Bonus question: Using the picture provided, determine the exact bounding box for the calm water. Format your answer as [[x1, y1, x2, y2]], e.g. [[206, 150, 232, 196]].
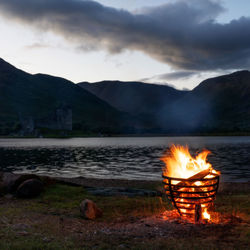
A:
[[0, 137, 249, 182]]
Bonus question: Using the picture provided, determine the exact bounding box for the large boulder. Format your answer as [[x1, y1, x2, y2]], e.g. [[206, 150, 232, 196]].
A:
[[16, 178, 44, 198], [1, 172, 20, 194], [2, 173, 41, 194], [80, 199, 103, 220]]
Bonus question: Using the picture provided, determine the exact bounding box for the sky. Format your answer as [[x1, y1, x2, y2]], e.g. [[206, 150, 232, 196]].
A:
[[0, 0, 249, 90]]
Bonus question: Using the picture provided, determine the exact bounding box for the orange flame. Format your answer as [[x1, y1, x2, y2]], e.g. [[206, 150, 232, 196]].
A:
[[161, 145, 212, 179]]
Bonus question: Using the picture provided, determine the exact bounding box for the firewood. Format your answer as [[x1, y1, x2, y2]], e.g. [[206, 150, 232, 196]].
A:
[[163, 169, 214, 199], [185, 168, 211, 181], [173, 168, 211, 188]]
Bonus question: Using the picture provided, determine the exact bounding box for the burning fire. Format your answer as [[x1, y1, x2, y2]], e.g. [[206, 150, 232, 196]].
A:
[[161, 145, 216, 179], [161, 145, 220, 223]]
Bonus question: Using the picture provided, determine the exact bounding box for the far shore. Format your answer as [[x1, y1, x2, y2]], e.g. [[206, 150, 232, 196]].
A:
[[1, 131, 250, 139]]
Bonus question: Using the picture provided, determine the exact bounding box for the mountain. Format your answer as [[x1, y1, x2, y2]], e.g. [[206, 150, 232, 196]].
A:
[[78, 81, 188, 130], [153, 70, 250, 132], [166, 70, 250, 132], [0, 57, 249, 135], [79, 72, 250, 133], [0, 58, 135, 135], [78, 81, 186, 116]]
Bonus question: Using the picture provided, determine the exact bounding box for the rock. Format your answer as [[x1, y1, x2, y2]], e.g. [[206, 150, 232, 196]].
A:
[[16, 178, 44, 198], [2, 173, 41, 194], [0, 182, 4, 196], [1, 172, 20, 194], [0, 171, 4, 180], [43, 237, 53, 243], [17, 231, 29, 236], [80, 199, 102, 220], [12, 223, 30, 231], [4, 194, 13, 199], [118, 244, 128, 249]]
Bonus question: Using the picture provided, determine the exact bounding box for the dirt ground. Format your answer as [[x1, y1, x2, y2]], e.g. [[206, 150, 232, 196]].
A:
[[0, 178, 249, 249]]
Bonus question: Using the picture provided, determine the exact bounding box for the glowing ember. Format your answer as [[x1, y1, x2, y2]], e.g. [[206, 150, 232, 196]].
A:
[[161, 145, 220, 223], [203, 208, 210, 220]]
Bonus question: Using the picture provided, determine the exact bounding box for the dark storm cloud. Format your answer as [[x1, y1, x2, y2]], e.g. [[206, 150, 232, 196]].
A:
[[0, 0, 250, 71]]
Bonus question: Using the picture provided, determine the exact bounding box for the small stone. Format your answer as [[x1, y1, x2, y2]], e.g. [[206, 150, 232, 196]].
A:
[[4, 194, 13, 199], [0, 183, 4, 196], [12, 223, 30, 231], [16, 178, 44, 198], [17, 231, 29, 236], [43, 237, 53, 243], [118, 244, 127, 249], [80, 199, 103, 220]]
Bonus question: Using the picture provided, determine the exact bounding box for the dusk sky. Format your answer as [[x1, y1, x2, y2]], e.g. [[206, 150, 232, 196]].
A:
[[0, 0, 249, 90]]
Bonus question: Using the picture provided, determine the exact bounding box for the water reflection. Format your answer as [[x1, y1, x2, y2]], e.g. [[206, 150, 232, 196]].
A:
[[0, 137, 249, 182]]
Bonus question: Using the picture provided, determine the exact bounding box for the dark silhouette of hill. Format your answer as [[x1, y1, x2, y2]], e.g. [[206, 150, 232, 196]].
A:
[[160, 70, 250, 132], [78, 81, 186, 116], [79, 72, 250, 133], [0, 58, 135, 134], [0, 57, 249, 135]]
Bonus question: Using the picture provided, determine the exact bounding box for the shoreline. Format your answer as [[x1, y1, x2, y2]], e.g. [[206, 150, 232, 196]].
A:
[[3, 172, 250, 191], [55, 176, 250, 192], [2, 172, 250, 192], [1, 133, 250, 139]]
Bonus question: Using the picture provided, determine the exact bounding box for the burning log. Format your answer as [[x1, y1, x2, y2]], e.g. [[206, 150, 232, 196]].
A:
[[163, 168, 211, 182], [181, 168, 211, 181], [172, 168, 211, 188], [163, 169, 213, 195]]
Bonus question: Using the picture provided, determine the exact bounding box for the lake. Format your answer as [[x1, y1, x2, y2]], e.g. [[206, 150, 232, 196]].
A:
[[0, 137, 249, 182]]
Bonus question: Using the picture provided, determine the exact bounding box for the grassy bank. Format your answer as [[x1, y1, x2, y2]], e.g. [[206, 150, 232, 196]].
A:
[[0, 181, 249, 249]]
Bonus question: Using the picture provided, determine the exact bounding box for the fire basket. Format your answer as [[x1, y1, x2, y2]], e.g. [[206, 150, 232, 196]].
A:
[[162, 169, 220, 223]]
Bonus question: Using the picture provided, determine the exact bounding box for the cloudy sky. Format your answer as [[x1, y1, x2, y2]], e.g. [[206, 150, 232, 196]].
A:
[[0, 0, 249, 89]]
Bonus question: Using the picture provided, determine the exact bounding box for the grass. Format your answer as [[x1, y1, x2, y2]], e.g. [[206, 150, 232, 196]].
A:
[[215, 192, 250, 222], [32, 184, 169, 220], [0, 227, 75, 250], [0, 183, 249, 249]]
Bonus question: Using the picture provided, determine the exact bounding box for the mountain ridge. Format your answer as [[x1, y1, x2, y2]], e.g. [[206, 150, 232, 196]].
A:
[[78, 80, 187, 116], [0, 57, 249, 135], [79, 71, 250, 133], [0, 58, 138, 135]]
